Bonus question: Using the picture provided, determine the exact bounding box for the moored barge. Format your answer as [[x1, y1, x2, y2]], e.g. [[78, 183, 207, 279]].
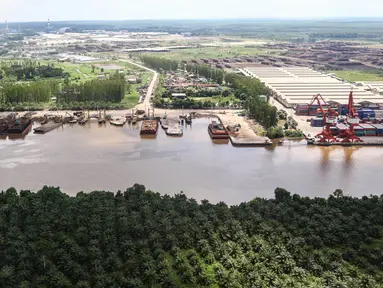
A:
[[140, 120, 158, 135], [8, 117, 32, 135], [208, 121, 229, 139], [34, 122, 63, 134]]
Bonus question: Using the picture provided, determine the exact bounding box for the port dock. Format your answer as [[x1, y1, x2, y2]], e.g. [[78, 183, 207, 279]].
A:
[[217, 113, 272, 147], [310, 136, 383, 146], [34, 122, 63, 134]]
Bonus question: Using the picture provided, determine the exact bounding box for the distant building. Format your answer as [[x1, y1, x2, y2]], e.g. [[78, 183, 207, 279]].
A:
[[125, 76, 139, 84], [57, 27, 72, 34]]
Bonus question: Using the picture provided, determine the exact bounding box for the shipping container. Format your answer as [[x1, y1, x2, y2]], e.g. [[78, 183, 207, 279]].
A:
[[371, 124, 383, 136], [359, 123, 376, 136], [358, 109, 375, 119], [353, 125, 364, 136], [374, 110, 383, 119], [311, 118, 324, 127], [336, 123, 348, 132]]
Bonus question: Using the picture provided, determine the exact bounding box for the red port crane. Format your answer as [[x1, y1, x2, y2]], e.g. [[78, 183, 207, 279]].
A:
[[339, 90, 363, 143], [310, 94, 338, 143]]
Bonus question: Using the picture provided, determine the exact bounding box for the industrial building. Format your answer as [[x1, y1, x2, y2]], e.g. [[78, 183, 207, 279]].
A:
[[243, 66, 383, 107], [359, 81, 383, 93]]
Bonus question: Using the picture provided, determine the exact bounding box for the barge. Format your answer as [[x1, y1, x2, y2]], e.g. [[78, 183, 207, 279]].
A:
[[0, 122, 7, 135], [8, 118, 32, 135], [34, 122, 63, 134], [140, 120, 158, 135], [208, 121, 229, 139]]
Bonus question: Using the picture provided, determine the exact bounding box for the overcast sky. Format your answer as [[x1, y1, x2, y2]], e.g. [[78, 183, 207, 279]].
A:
[[1, 0, 383, 22]]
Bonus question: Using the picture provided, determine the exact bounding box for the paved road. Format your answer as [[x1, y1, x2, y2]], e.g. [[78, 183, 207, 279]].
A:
[[76, 69, 89, 78], [119, 59, 158, 111]]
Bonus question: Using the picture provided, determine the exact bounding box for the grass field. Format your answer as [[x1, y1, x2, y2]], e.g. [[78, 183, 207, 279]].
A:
[[329, 70, 383, 82], [144, 46, 280, 61], [121, 72, 153, 108], [36, 60, 145, 82]]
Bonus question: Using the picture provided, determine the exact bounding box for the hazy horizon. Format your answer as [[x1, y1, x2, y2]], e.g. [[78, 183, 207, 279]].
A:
[[2, 0, 383, 22]]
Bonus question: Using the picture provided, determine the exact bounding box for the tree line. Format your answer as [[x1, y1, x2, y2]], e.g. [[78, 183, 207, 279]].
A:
[[0, 80, 60, 104], [140, 55, 179, 71], [0, 185, 382, 287], [224, 73, 278, 129], [185, 63, 224, 84], [0, 61, 69, 80], [58, 77, 126, 103]]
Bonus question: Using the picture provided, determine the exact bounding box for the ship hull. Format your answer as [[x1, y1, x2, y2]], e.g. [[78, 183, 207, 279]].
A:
[[208, 125, 229, 139]]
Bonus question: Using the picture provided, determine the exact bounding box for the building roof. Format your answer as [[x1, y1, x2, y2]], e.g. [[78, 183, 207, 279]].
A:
[[244, 66, 383, 105]]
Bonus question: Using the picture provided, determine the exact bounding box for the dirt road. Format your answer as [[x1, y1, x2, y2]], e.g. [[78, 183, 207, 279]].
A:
[[119, 59, 158, 110]]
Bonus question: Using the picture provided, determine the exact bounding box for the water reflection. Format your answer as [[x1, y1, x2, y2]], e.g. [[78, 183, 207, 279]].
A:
[[0, 118, 382, 203]]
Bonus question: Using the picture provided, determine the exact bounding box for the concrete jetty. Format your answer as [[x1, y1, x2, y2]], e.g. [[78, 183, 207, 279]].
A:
[[217, 113, 272, 147]]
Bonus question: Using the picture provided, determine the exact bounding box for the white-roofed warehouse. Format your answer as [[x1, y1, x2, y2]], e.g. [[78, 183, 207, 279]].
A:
[[242, 66, 383, 107]]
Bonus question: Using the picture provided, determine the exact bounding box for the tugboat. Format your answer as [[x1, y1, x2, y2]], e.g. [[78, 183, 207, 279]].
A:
[[208, 121, 229, 139]]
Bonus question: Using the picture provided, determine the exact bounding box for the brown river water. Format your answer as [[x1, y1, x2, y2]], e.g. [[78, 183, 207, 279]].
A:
[[1, 118, 382, 204]]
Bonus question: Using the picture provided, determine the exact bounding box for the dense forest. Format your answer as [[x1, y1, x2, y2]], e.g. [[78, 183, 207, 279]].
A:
[[0, 80, 60, 104], [0, 61, 69, 81], [185, 64, 225, 85], [140, 56, 179, 72], [57, 76, 127, 104], [0, 70, 127, 110], [0, 185, 382, 287]]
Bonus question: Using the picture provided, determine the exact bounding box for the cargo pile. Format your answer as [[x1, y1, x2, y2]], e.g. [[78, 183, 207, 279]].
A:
[[140, 120, 158, 135]]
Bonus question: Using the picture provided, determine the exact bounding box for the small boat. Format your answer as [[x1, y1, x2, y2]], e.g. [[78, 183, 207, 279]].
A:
[[68, 119, 77, 124], [306, 136, 315, 145], [78, 118, 88, 125], [166, 126, 183, 137], [110, 117, 125, 126], [208, 121, 229, 139]]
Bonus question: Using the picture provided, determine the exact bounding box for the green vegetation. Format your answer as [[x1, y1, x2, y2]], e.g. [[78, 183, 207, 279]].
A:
[[0, 61, 69, 80], [186, 64, 224, 84], [0, 80, 60, 104], [121, 72, 152, 108], [0, 184, 382, 287], [0, 60, 150, 111], [140, 55, 179, 71], [328, 70, 383, 82], [284, 129, 305, 138], [58, 73, 126, 104], [225, 73, 277, 129]]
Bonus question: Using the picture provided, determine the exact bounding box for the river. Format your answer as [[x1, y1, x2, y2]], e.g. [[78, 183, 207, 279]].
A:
[[1, 118, 382, 204]]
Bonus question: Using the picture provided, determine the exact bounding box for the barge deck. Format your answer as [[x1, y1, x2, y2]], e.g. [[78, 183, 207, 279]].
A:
[[34, 122, 63, 134]]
